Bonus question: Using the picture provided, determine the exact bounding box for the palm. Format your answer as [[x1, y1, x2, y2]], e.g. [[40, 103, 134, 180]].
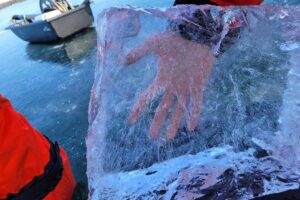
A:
[[125, 32, 215, 139]]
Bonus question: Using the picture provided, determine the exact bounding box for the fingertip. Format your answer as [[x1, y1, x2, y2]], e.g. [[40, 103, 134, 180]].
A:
[[149, 123, 160, 140], [119, 56, 127, 65], [166, 127, 177, 140], [149, 132, 158, 140], [187, 120, 197, 132], [128, 112, 138, 124]]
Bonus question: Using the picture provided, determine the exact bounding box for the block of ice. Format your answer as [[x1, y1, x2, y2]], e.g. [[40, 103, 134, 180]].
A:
[[87, 5, 300, 199]]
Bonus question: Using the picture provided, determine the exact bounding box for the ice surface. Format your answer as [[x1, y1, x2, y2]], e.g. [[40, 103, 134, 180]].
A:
[[87, 5, 300, 199], [90, 147, 300, 199], [268, 49, 300, 167]]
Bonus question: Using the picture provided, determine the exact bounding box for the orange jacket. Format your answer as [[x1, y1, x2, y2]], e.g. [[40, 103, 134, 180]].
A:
[[173, 0, 263, 6], [0, 96, 75, 199]]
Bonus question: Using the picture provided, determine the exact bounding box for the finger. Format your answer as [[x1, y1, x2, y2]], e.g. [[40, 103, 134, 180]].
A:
[[149, 92, 174, 139], [128, 81, 161, 123], [187, 90, 203, 131], [166, 95, 187, 139]]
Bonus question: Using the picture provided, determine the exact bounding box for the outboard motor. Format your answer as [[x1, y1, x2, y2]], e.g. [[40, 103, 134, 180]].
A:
[[39, 0, 73, 13]]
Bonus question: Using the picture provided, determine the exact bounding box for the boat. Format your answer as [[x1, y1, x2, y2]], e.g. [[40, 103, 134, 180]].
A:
[[6, 0, 94, 43]]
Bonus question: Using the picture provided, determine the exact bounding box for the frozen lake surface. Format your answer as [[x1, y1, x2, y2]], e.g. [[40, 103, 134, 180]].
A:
[[0, 0, 298, 195]]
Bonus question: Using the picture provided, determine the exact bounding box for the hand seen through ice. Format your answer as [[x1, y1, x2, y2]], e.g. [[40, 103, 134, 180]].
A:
[[123, 31, 215, 139]]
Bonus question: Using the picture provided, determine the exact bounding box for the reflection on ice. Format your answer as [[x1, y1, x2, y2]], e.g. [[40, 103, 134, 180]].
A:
[[26, 28, 96, 64], [87, 5, 300, 199]]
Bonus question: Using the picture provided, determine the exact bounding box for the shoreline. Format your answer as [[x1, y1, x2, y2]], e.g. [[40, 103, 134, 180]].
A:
[[0, 0, 24, 10]]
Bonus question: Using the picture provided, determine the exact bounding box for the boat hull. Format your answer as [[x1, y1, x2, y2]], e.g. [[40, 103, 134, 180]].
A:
[[7, 3, 94, 43]]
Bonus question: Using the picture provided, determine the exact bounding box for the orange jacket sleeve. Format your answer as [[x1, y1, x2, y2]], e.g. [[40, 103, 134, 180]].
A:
[[0, 95, 52, 198], [0, 95, 76, 200], [211, 0, 263, 6]]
